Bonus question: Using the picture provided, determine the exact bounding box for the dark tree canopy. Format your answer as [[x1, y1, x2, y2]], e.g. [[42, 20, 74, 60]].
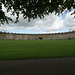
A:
[[0, 0, 75, 25]]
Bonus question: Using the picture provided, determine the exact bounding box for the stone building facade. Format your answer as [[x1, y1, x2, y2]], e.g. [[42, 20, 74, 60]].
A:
[[0, 31, 75, 40]]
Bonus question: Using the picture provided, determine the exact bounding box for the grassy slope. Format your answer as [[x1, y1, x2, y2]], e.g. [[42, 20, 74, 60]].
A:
[[0, 40, 75, 60]]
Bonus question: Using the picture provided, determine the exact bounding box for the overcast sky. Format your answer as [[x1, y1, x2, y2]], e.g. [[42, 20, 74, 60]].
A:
[[0, 5, 75, 34]]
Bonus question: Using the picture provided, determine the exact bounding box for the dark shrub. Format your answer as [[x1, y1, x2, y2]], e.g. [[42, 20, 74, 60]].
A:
[[39, 37, 42, 40], [67, 38, 71, 40]]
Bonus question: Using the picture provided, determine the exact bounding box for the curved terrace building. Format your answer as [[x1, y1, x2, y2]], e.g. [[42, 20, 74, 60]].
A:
[[0, 31, 75, 40]]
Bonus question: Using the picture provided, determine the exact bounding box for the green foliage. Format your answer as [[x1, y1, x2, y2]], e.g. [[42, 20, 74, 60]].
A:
[[0, 0, 75, 25], [0, 40, 75, 60]]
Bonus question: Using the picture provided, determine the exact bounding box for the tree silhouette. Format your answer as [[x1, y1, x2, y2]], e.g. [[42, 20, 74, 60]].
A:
[[0, 0, 75, 25]]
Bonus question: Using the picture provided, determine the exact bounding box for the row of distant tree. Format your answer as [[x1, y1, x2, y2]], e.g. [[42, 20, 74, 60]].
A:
[[0, 31, 75, 34]]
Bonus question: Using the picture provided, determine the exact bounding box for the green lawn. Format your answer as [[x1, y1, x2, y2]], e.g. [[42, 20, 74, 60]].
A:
[[0, 40, 75, 60]]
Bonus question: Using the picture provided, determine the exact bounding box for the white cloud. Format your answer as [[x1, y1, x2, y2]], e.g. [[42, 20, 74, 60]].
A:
[[0, 24, 25, 32], [41, 15, 64, 33], [0, 5, 75, 33], [63, 11, 75, 31]]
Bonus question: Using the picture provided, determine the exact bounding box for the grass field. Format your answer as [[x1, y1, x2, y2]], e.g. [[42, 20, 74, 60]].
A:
[[0, 39, 75, 60]]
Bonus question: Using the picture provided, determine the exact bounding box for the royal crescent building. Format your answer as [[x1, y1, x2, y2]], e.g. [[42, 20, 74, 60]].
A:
[[0, 31, 75, 40]]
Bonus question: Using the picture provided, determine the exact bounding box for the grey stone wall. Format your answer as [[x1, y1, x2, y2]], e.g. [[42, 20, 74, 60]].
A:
[[0, 31, 75, 40]]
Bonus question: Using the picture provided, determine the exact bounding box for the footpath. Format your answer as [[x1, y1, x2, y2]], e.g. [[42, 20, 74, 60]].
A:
[[0, 57, 75, 75]]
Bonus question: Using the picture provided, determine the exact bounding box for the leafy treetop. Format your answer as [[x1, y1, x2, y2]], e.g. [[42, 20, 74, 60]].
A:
[[0, 0, 75, 25]]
